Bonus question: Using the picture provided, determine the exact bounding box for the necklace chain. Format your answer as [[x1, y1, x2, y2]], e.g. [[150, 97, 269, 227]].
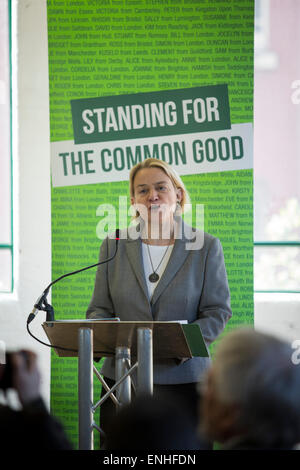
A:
[[146, 243, 171, 283]]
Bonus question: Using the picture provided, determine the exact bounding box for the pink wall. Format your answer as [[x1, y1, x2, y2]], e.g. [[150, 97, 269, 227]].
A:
[[254, 0, 300, 238]]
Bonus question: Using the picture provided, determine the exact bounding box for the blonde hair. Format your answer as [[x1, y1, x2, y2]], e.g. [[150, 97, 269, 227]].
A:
[[129, 159, 190, 211]]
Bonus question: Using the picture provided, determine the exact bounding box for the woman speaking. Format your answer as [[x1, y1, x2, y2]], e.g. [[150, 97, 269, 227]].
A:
[[86, 158, 232, 447]]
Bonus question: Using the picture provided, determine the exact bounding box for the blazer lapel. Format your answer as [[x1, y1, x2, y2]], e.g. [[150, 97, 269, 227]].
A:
[[150, 236, 190, 306], [125, 237, 150, 304], [150, 220, 196, 306]]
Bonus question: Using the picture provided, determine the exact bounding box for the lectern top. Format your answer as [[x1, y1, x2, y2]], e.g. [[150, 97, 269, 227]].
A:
[[42, 320, 203, 359]]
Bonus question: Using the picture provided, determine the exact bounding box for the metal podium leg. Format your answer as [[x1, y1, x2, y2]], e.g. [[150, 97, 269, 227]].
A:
[[115, 346, 131, 406], [137, 327, 153, 396], [78, 328, 93, 450]]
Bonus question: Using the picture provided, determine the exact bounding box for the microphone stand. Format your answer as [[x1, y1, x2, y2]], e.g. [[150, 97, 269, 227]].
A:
[[26, 230, 120, 353], [27, 230, 120, 327]]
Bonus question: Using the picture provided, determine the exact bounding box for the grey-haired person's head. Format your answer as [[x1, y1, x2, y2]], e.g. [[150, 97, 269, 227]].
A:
[[200, 328, 300, 449]]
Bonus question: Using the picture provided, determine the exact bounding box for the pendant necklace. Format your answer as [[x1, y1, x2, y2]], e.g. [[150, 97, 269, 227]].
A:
[[146, 243, 171, 283]]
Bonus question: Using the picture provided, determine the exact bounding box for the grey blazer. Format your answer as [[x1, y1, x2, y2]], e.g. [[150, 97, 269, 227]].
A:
[[86, 221, 232, 384]]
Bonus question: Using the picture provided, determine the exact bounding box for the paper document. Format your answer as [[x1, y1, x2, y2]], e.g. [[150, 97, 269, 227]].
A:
[[50, 318, 120, 322], [166, 320, 188, 324]]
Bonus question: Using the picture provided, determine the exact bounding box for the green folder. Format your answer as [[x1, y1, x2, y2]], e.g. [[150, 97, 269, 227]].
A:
[[182, 323, 209, 358]]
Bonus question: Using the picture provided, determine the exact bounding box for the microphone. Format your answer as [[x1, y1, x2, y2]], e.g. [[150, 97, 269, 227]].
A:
[[27, 229, 120, 325], [27, 294, 45, 325]]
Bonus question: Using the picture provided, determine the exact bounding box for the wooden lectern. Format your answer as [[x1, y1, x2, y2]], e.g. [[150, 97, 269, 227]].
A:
[[42, 320, 208, 450]]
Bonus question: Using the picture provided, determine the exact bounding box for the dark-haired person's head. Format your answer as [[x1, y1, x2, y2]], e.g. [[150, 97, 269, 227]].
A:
[[105, 393, 200, 450]]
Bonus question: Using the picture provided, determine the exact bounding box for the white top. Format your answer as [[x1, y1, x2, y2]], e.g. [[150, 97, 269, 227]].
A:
[[141, 242, 174, 300]]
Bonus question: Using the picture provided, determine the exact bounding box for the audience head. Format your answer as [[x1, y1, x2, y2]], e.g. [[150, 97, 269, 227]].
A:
[[200, 328, 300, 449], [105, 393, 200, 450]]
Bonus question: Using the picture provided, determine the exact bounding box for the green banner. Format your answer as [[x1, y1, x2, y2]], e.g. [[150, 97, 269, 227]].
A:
[[48, 0, 254, 449]]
